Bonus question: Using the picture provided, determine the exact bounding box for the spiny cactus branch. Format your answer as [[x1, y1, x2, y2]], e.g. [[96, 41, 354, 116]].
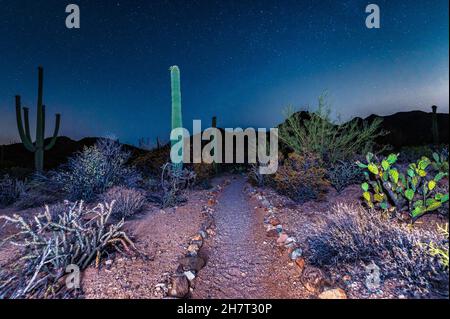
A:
[[15, 96, 35, 152]]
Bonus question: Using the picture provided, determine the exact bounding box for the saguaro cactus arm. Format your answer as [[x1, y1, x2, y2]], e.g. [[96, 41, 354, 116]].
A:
[[23, 107, 32, 141], [15, 96, 35, 152], [44, 113, 61, 150]]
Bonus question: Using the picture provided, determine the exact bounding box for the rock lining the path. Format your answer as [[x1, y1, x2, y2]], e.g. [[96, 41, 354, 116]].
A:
[[164, 181, 225, 299], [248, 186, 346, 298]]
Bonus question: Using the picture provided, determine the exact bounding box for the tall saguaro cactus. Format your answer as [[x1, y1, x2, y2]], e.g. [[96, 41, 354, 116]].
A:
[[170, 65, 183, 172], [15, 67, 61, 171]]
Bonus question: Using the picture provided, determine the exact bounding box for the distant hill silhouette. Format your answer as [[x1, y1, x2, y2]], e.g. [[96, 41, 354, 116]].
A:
[[364, 110, 448, 148], [0, 136, 146, 170], [0, 109, 448, 170], [278, 109, 448, 150]]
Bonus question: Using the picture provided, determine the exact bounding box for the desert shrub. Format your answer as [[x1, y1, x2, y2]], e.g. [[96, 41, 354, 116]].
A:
[[431, 148, 449, 173], [0, 201, 136, 299], [13, 172, 65, 209], [0, 175, 25, 207], [273, 152, 329, 203], [101, 186, 146, 218], [358, 152, 449, 220], [327, 160, 364, 193], [307, 203, 449, 298], [132, 145, 170, 177], [248, 163, 266, 187], [0, 167, 34, 180], [398, 145, 434, 164], [148, 163, 196, 208], [421, 223, 449, 270], [279, 95, 386, 165], [51, 138, 141, 201], [192, 163, 216, 189]]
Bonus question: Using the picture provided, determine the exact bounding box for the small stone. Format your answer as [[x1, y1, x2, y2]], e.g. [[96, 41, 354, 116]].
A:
[[269, 217, 281, 226], [318, 288, 347, 299], [277, 233, 289, 245], [276, 225, 283, 233], [266, 226, 278, 237], [261, 198, 271, 207], [295, 257, 305, 273], [168, 275, 189, 298], [284, 237, 296, 245], [179, 256, 206, 272], [290, 248, 303, 260], [187, 244, 199, 254], [206, 228, 216, 236], [105, 260, 113, 266], [184, 271, 196, 281], [301, 266, 326, 294]]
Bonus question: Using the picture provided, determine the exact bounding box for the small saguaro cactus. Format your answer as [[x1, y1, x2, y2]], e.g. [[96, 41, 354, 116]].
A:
[[211, 116, 220, 171], [170, 65, 183, 172], [15, 67, 61, 172], [431, 105, 439, 145], [156, 136, 161, 150]]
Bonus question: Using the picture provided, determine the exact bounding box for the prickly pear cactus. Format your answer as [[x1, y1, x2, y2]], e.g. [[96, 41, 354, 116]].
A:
[[357, 152, 449, 220]]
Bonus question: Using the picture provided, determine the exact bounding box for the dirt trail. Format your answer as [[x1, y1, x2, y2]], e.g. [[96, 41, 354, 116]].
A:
[[192, 175, 307, 299]]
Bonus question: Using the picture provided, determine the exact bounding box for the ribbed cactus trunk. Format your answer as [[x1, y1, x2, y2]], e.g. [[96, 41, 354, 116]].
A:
[[0, 145, 4, 168], [211, 116, 217, 158], [211, 116, 219, 172], [431, 105, 439, 145], [15, 67, 61, 172], [170, 66, 183, 172], [156, 136, 161, 150]]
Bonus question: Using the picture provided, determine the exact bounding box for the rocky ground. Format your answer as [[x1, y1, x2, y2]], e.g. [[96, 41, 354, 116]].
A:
[[81, 185, 221, 299], [248, 181, 449, 299], [192, 175, 310, 299], [1, 173, 447, 299]]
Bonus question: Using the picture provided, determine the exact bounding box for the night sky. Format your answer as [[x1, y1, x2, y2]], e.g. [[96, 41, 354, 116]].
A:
[[0, 0, 448, 145]]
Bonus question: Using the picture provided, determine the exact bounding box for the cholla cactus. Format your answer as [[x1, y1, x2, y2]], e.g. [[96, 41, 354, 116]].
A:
[[357, 152, 449, 220], [0, 201, 136, 298]]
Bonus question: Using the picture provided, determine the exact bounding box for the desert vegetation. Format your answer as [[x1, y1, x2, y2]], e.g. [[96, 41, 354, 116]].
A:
[[0, 67, 448, 300]]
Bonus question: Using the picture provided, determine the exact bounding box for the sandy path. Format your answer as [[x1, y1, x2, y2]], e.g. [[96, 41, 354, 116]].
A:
[[192, 176, 307, 299]]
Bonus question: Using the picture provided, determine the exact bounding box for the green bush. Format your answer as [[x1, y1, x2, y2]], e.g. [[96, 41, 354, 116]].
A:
[[279, 95, 385, 165], [357, 152, 449, 220]]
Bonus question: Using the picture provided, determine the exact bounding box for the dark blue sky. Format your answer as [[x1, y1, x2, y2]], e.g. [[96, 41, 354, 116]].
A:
[[0, 0, 448, 145]]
